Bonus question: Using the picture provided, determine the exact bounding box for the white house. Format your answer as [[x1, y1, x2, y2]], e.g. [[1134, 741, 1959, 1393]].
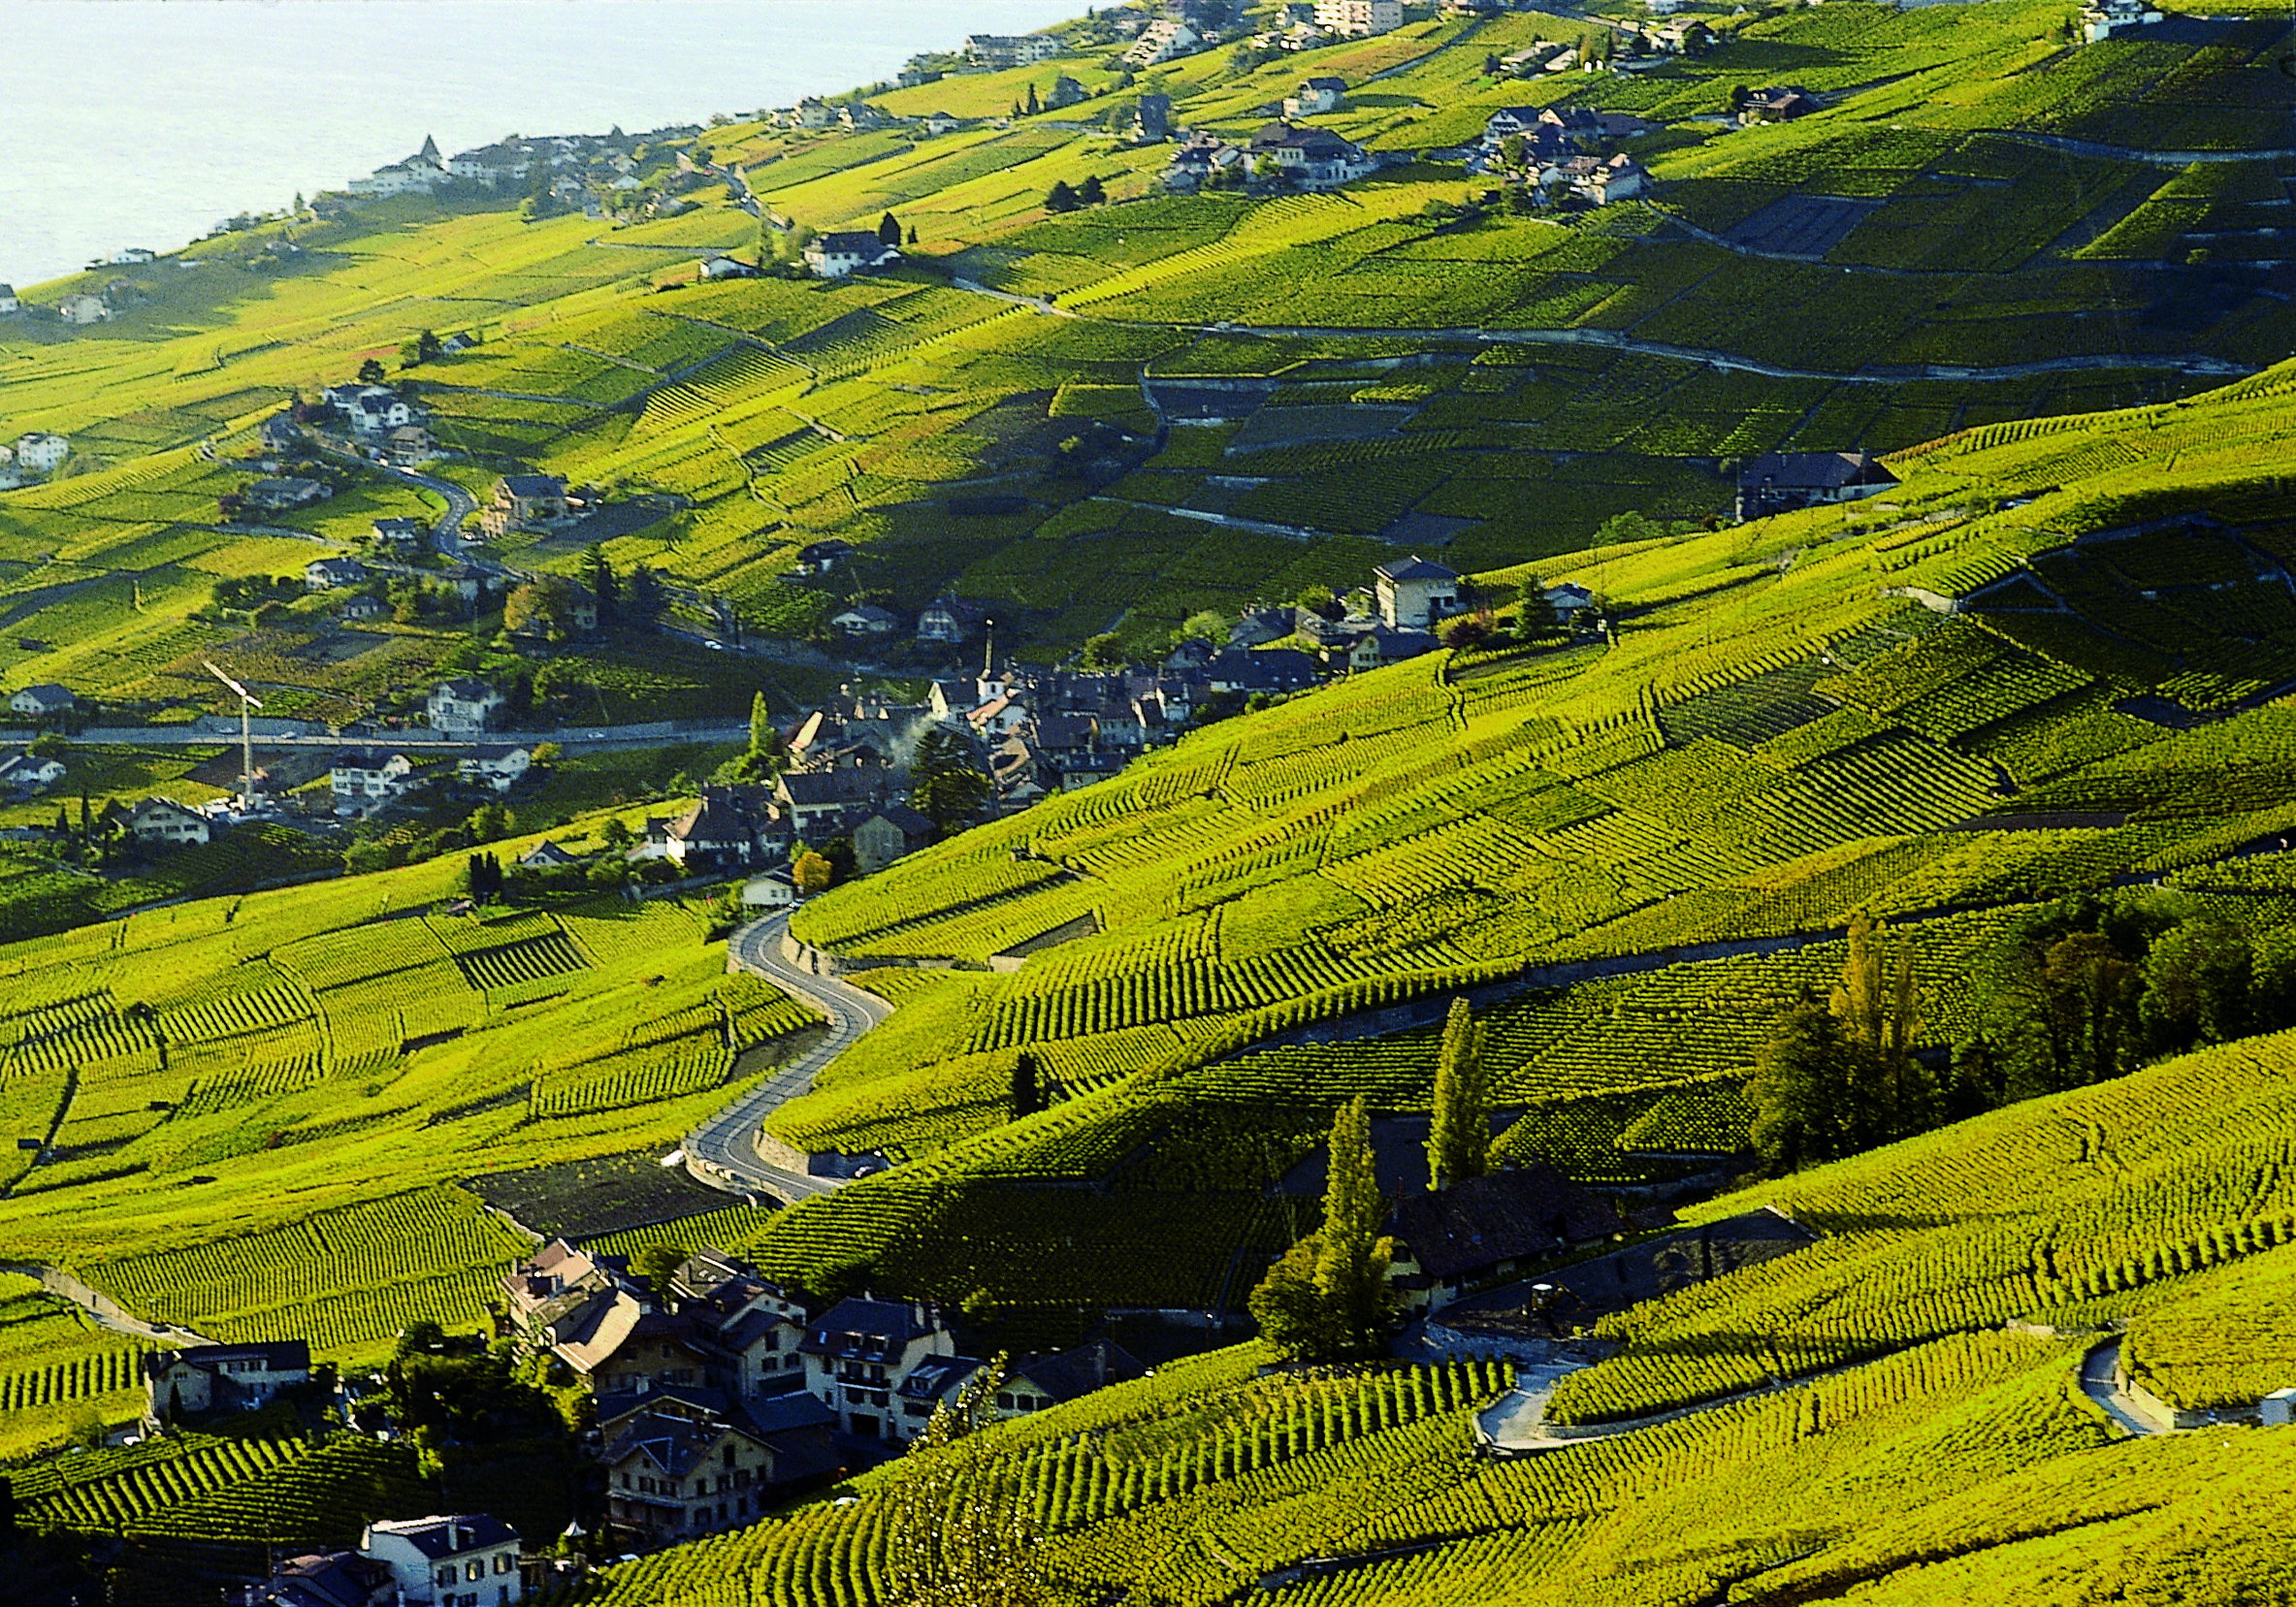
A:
[[1125, 18, 1199, 67], [331, 749, 419, 804], [0, 754, 66, 795], [344, 387, 415, 436], [304, 556, 369, 592], [427, 678, 505, 737], [360, 1515, 524, 1607], [127, 795, 211, 846], [9, 683, 76, 718], [0, 285, 17, 315], [112, 247, 156, 266], [803, 231, 896, 279], [15, 434, 70, 474], [829, 603, 900, 638], [740, 868, 799, 909], [1374, 556, 1462, 630], [1283, 77, 1347, 117], [457, 744, 533, 793], [922, 111, 961, 137]]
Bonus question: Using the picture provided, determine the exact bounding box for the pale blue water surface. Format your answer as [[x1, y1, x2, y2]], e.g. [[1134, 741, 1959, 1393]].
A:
[[0, 0, 1082, 290]]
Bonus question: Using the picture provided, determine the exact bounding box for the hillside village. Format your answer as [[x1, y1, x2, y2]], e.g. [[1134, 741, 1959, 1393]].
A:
[[9, 0, 2296, 1602]]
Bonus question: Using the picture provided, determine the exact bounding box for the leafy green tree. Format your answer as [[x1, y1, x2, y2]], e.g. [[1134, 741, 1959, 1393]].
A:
[[1025, 81, 1042, 115], [878, 210, 904, 248], [792, 849, 833, 894], [1748, 990, 1863, 1173], [632, 1240, 689, 1293], [356, 357, 387, 386], [1079, 174, 1106, 206], [912, 726, 991, 828], [1426, 998, 1489, 1190], [1011, 1052, 1045, 1119], [2140, 917, 2251, 1051], [1176, 608, 1227, 644], [1499, 134, 1529, 174], [1046, 179, 1081, 212], [1250, 1095, 1395, 1361], [1078, 632, 1123, 672]]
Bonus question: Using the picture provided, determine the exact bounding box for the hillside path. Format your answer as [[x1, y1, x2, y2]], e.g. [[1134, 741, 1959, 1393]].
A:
[[2079, 1337, 2182, 1436], [1, 1262, 215, 1347], [687, 911, 893, 1205]]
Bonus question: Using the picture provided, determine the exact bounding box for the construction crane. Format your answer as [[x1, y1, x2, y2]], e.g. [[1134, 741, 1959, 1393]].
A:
[[204, 660, 262, 815]]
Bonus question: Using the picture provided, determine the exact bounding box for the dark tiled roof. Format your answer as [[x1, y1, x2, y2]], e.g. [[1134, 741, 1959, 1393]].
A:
[[366, 1513, 516, 1559], [1374, 555, 1458, 583], [1736, 450, 1897, 492], [798, 1297, 935, 1358], [1384, 1162, 1625, 1281], [145, 1339, 309, 1380], [1008, 1337, 1145, 1405]]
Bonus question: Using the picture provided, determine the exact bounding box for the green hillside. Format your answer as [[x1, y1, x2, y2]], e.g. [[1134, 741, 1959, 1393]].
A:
[[588, 1026, 2296, 1605], [0, 806, 819, 1369], [627, 341, 2296, 1318], [7, 0, 2296, 703]]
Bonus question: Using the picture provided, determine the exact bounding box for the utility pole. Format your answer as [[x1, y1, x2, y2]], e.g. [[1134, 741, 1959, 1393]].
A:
[[203, 660, 263, 815]]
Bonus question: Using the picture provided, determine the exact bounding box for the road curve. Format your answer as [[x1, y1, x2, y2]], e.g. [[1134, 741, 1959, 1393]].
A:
[[685, 911, 894, 1205]]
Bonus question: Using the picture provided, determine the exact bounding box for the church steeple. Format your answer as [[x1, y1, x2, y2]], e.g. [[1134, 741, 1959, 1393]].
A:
[[419, 133, 442, 166]]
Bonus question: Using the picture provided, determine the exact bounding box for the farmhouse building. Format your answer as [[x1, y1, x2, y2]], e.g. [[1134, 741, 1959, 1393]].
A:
[[59, 293, 110, 326], [1284, 77, 1347, 117], [664, 785, 786, 870], [1248, 122, 1375, 190], [830, 603, 900, 638], [601, 1400, 780, 1543], [1384, 1163, 1627, 1313], [1739, 85, 1821, 123], [478, 474, 567, 539], [305, 556, 369, 592], [963, 32, 1062, 68], [1125, 18, 1199, 67], [127, 796, 212, 846], [243, 477, 332, 511], [372, 516, 428, 552], [428, 678, 506, 736], [918, 596, 991, 644], [10, 683, 76, 718], [0, 285, 16, 315], [1374, 556, 1462, 630], [774, 767, 886, 838], [14, 433, 70, 474], [143, 1340, 311, 1424], [359, 1514, 523, 1607], [793, 538, 856, 576], [1734, 450, 1899, 521], [803, 231, 898, 279], [331, 750, 421, 805], [244, 1550, 397, 1607]]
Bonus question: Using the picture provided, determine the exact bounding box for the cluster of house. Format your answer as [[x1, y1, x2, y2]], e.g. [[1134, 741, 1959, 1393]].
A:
[[346, 125, 699, 209], [1162, 111, 1381, 195], [0, 430, 71, 491], [311, 383, 438, 466], [500, 1237, 1148, 1521], [1462, 105, 1653, 205]]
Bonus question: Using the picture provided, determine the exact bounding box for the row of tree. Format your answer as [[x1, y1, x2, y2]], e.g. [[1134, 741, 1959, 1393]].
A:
[[1751, 893, 2296, 1173]]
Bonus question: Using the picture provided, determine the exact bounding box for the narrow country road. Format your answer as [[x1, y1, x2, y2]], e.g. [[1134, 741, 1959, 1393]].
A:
[[2079, 1337, 2180, 1436], [686, 911, 893, 1205]]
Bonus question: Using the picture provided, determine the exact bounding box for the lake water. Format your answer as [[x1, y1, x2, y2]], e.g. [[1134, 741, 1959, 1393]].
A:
[[0, 0, 1082, 292]]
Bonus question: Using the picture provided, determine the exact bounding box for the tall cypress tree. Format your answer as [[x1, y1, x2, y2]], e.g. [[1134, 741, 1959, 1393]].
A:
[[1426, 997, 1488, 1190]]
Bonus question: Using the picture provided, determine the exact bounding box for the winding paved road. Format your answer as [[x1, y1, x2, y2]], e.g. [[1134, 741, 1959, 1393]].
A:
[[685, 911, 893, 1205], [2079, 1337, 2181, 1436]]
